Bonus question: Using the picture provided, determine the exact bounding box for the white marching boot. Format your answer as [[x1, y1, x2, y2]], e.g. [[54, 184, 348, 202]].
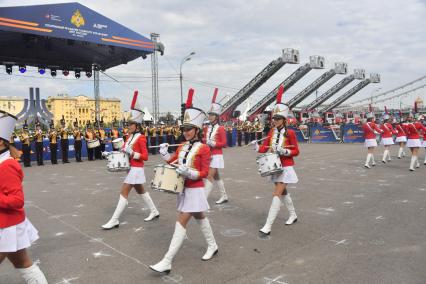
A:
[[284, 194, 298, 225], [382, 150, 388, 163], [259, 196, 281, 235], [371, 155, 376, 166], [18, 263, 48, 284], [215, 179, 228, 204], [364, 153, 372, 168], [397, 147, 403, 159], [198, 218, 218, 261], [141, 192, 160, 221], [424, 156, 426, 165], [387, 149, 392, 162], [204, 179, 214, 199], [415, 156, 420, 168], [101, 195, 127, 229], [409, 156, 416, 171], [150, 222, 186, 273]]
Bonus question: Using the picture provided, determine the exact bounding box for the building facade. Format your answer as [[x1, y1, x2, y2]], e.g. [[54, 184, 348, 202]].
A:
[[0, 96, 25, 116]]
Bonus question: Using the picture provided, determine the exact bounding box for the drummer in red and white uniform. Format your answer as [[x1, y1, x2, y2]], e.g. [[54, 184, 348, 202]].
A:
[[101, 91, 159, 229], [204, 88, 229, 204], [252, 86, 300, 236], [362, 112, 383, 168], [420, 115, 426, 165], [0, 111, 48, 284], [151, 89, 218, 273], [380, 113, 397, 163], [394, 116, 407, 159], [405, 112, 426, 171]]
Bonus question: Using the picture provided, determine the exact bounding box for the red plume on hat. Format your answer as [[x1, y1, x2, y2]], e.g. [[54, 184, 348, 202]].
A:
[[212, 88, 218, 103], [276, 85, 284, 104], [384, 106, 388, 114], [131, 90, 138, 110], [186, 88, 194, 108]]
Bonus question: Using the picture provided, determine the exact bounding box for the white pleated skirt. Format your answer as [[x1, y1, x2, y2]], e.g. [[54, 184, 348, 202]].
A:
[[177, 187, 210, 213], [0, 218, 39, 253], [395, 136, 407, 143], [268, 166, 299, 184], [381, 137, 394, 146], [364, 139, 378, 148], [422, 140, 426, 148], [210, 154, 224, 169], [407, 139, 422, 148], [124, 167, 146, 185]]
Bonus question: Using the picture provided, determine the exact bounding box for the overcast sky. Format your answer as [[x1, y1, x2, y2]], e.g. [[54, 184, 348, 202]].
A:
[[1, 0, 425, 114]]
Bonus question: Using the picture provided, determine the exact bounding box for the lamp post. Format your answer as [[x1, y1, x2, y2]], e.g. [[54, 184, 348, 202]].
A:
[[180, 51, 196, 106]]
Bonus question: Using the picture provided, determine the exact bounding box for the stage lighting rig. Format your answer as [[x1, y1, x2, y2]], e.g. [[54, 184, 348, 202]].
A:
[[38, 67, 45, 75], [5, 65, 12, 74], [51, 69, 57, 77], [75, 70, 81, 79], [62, 69, 69, 76], [19, 65, 26, 73]]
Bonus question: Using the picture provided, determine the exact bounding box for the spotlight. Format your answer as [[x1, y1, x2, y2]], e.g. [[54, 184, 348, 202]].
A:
[[5, 65, 12, 75], [62, 69, 69, 76], [51, 69, 57, 77], [38, 67, 45, 75], [75, 70, 81, 79], [85, 70, 92, 78], [19, 65, 26, 73]]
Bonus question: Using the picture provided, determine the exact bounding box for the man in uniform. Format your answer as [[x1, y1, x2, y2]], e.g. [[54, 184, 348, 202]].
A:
[[48, 120, 59, 164], [34, 122, 45, 166], [243, 121, 251, 145], [85, 121, 95, 161], [59, 116, 70, 163], [73, 119, 83, 162], [149, 125, 157, 155], [98, 118, 107, 159], [9, 130, 17, 148], [111, 118, 121, 151], [20, 120, 32, 167], [237, 121, 243, 146]]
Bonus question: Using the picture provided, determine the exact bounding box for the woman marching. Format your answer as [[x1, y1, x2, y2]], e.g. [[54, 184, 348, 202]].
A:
[[394, 114, 407, 159], [405, 111, 426, 172], [362, 111, 383, 169], [0, 111, 48, 283], [252, 86, 300, 236], [204, 88, 229, 204], [101, 91, 159, 229], [151, 89, 218, 273], [380, 111, 397, 163]]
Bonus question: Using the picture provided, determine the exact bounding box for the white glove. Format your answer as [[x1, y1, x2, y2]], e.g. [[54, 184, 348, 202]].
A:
[[207, 139, 216, 147], [159, 143, 169, 155], [124, 145, 134, 156], [102, 151, 110, 158], [277, 146, 291, 156], [176, 165, 199, 180]]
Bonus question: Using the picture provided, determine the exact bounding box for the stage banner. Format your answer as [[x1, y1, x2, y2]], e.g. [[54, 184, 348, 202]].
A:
[[343, 124, 364, 143], [310, 125, 339, 143], [288, 126, 308, 142]]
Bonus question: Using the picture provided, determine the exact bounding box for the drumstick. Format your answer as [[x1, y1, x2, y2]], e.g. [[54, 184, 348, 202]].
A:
[[149, 143, 183, 149], [242, 137, 269, 148]]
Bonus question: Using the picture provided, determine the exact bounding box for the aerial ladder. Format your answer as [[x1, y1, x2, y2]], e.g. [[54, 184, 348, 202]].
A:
[[303, 69, 365, 111], [319, 73, 381, 113], [219, 48, 300, 121], [246, 55, 325, 120], [288, 62, 348, 109]]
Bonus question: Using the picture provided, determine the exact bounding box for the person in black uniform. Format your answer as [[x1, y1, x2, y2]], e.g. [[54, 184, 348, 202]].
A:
[[48, 120, 59, 164], [85, 121, 95, 161], [20, 121, 32, 167], [98, 118, 106, 159], [237, 122, 243, 146], [59, 116, 70, 163], [73, 119, 83, 162], [34, 122, 45, 166]]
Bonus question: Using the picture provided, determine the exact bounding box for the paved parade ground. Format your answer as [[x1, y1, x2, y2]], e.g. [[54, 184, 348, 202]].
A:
[[1, 143, 426, 284]]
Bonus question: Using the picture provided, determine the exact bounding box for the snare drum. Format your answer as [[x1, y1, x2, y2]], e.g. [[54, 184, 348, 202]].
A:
[[87, 139, 100, 149], [106, 151, 130, 172], [112, 138, 124, 149], [256, 153, 283, 177], [151, 164, 184, 194]]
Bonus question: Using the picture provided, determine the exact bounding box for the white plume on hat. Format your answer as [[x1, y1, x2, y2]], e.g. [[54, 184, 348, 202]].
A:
[[0, 111, 17, 142], [182, 88, 207, 129], [128, 90, 144, 124]]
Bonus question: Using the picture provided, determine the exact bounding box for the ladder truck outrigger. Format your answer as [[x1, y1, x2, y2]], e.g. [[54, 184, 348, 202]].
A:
[[219, 48, 300, 121], [246, 55, 326, 121]]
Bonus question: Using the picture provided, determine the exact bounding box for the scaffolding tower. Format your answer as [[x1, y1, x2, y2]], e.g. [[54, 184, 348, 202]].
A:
[[151, 33, 160, 123]]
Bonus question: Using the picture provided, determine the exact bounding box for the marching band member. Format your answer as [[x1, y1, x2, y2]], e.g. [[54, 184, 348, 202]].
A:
[[204, 88, 229, 204], [0, 111, 48, 284], [405, 112, 426, 171], [111, 118, 121, 151], [85, 122, 95, 161], [251, 86, 300, 235], [394, 116, 407, 159], [73, 120, 83, 163], [98, 118, 107, 159], [59, 116, 70, 164], [380, 112, 397, 163], [362, 112, 383, 168], [19, 121, 31, 168], [34, 122, 45, 166], [48, 120, 59, 164], [151, 89, 218, 273], [102, 91, 159, 230], [421, 115, 426, 165]]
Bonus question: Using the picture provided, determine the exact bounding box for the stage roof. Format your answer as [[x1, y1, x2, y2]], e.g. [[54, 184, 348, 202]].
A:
[[0, 2, 163, 71]]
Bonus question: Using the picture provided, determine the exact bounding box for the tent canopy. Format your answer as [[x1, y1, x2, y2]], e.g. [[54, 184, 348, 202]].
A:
[[0, 2, 164, 71]]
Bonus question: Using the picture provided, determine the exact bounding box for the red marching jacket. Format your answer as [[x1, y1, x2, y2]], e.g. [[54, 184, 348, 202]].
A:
[[123, 134, 148, 167], [380, 123, 397, 138], [395, 124, 406, 137], [168, 142, 211, 188], [0, 157, 26, 228], [405, 122, 426, 139], [204, 124, 227, 155], [362, 122, 383, 139], [258, 128, 299, 167]]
